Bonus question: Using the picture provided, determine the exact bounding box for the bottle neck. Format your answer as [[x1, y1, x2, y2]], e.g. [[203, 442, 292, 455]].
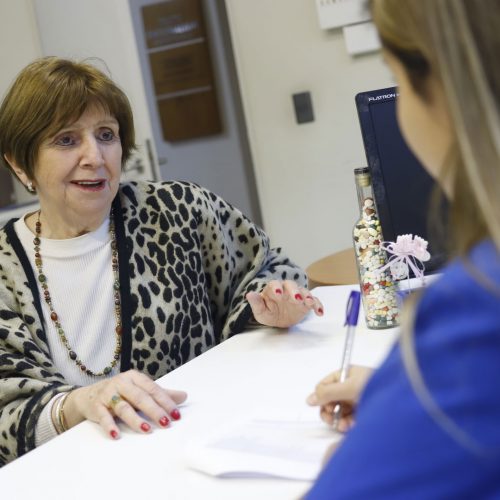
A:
[[355, 180, 374, 215]]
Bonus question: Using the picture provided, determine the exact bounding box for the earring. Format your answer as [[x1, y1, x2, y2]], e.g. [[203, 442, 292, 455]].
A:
[[27, 181, 36, 193]]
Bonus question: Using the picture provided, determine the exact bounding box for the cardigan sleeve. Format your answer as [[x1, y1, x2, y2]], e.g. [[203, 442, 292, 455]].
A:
[[0, 224, 75, 467], [0, 303, 75, 466], [193, 185, 307, 340]]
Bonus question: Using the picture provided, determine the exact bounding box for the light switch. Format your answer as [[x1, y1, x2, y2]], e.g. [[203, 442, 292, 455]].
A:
[[292, 92, 314, 124]]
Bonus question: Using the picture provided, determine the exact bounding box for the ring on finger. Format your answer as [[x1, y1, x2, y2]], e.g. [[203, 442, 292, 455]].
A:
[[108, 393, 124, 411]]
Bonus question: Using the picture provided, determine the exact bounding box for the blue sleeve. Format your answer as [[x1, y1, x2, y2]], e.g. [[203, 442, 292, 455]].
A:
[[306, 250, 500, 499]]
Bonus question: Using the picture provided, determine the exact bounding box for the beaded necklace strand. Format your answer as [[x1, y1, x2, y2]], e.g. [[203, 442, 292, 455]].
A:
[[33, 210, 122, 377]]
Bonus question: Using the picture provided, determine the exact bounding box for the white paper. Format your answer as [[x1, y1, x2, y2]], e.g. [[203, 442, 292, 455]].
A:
[[185, 411, 340, 481]]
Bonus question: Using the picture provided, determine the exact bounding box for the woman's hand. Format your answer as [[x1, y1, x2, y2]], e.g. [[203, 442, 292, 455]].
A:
[[61, 370, 187, 439], [246, 280, 324, 328], [306, 365, 373, 432]]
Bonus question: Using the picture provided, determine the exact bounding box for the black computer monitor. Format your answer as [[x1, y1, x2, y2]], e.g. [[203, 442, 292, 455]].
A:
[[355, 86, 446, 274]]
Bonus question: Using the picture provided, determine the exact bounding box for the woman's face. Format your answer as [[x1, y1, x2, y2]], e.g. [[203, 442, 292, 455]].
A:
[[384, 51, 453, 193], [15, 105, 122, 237]]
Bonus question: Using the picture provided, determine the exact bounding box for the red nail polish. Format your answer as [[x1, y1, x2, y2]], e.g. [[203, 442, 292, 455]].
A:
[[275, 289, 283, 295], [140, 422, 151, 432], [294, 293, 303, 301], [318, 307, 324, 315], [171, 409, 181, 421], [159, 416, 170, 427], [110, 430, 118, 439]]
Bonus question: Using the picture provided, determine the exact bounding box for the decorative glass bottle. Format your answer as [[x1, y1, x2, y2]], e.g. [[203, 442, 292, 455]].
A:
[[352, 167, 399, 329]]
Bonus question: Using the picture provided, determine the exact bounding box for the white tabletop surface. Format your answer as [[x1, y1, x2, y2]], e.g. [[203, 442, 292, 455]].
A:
[[1, 285, 398, 500]]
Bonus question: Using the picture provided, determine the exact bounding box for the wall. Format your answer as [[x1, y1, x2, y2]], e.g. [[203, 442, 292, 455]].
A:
[[0, 0, 40, 98], [0, 0, 41, 208], [225, 0, 394, 269]]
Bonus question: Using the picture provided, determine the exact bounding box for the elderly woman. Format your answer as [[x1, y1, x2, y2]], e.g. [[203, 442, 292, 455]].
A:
[[0, 57, 322, 466]]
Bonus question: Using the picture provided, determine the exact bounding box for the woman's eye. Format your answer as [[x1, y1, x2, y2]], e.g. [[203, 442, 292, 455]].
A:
[[55, 134, 75, 146], [99, 129, 116, 141]]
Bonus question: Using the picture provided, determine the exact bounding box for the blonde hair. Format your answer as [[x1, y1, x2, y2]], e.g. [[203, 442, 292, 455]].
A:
[[372, 0, 500, 453], [373, 0, 500, 255], [0, 57, 136, 187]]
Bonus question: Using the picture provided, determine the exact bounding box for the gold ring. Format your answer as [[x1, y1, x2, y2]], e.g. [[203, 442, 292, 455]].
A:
[[108, 394, 123, 411]]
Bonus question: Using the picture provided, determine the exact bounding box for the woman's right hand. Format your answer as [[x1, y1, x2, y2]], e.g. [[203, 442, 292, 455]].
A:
[[60, 370, 188, 439], [306, 365, 373, 432]]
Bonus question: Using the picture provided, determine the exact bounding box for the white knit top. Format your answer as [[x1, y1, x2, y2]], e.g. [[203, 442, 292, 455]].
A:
[[14, 214, 120, 445]]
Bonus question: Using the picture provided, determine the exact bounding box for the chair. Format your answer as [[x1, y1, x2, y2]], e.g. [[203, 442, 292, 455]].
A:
[[306, 248, 358, 289]]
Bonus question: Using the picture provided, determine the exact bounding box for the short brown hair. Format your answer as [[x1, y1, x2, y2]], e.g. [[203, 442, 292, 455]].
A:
[[0, 56, 136, 181]]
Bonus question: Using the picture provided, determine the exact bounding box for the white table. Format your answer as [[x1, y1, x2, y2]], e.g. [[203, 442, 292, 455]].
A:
[[1, 285, 398, 500]]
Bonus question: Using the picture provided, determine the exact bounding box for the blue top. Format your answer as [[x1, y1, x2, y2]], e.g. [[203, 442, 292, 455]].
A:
[[307, 240, 500, 499]]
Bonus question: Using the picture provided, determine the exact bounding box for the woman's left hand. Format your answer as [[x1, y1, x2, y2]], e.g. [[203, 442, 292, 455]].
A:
[[246, 280, 323, 328]]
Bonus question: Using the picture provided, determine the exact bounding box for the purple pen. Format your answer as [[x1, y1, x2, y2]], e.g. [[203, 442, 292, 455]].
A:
[[332, 290, 361, 430]]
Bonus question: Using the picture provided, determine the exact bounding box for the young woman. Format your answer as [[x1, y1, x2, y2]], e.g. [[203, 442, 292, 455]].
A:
[[307, 0, 500, 497]]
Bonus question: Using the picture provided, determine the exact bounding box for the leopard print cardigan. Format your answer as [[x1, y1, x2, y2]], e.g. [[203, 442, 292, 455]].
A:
[[0, 180, 306, 467]]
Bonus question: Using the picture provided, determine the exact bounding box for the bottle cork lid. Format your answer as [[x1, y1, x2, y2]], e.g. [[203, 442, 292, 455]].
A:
[[354, 167, 371, 187]]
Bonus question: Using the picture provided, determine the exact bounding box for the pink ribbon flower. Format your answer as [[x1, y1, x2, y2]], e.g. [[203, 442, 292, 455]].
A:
[[377, 234, 431, 282]]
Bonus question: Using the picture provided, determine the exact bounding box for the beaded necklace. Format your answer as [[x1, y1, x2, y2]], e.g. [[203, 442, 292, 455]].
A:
[[33, 210, 122, 377]]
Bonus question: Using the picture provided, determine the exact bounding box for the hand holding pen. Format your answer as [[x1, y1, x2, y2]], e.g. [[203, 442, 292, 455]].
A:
[[307, 291, 373, 432], [331, 290, 361, 430]]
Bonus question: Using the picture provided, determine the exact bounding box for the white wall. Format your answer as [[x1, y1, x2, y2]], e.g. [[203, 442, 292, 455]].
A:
[[0, 0, 41, 208], [225, 0, 394, 268], [0, 0, 41, 93]]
